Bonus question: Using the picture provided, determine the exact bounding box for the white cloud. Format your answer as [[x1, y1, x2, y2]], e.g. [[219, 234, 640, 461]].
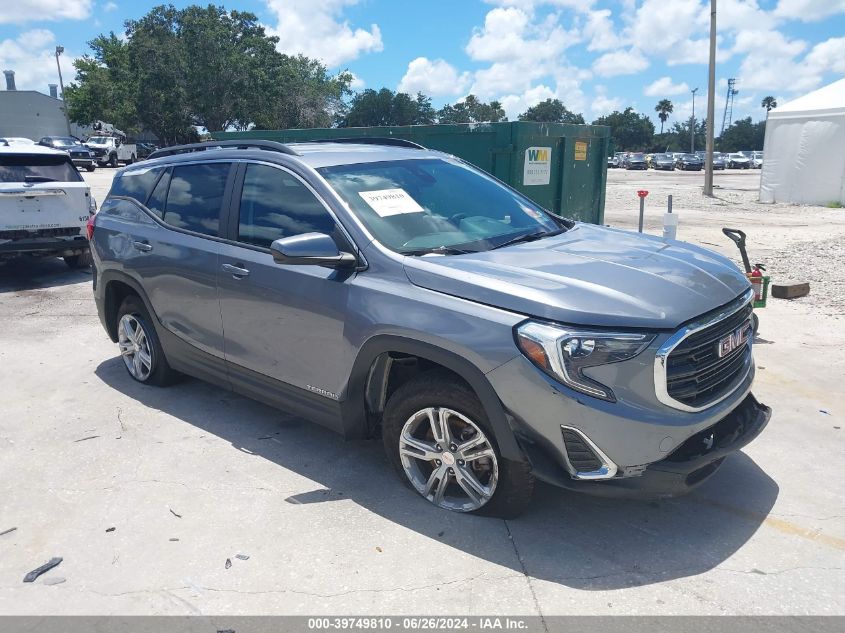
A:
[[397, 57, 470, 97], [592, 48, 649, 77], [0, 0, 93, 24], [0, 29, 76, 93], [591, 86, 622, 117], [583, 9, 622, 52], [804, 37, 845, 74], [774, 0, 845, 21], [265, 0, 383, 68], [499, 84, 556, 120], [347, 72, 365, 90], [644, 76, 691, 97], [104, 1, 117, 12]]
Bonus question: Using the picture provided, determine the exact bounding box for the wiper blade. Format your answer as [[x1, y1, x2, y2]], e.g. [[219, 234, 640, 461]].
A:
[[24, 176, 57, 183], [401, 246, 475, 256], [491, 229, 563, 250]]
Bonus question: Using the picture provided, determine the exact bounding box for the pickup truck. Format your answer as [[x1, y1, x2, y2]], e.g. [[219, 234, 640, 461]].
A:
[[84, 136, 138, 168], [0, 145, 95, 268]]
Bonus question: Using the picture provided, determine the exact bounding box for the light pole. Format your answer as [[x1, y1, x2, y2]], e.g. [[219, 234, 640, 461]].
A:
[[55, 45, 72, 136], [690, 87, 698, 154], [704, 0, 717, 197]]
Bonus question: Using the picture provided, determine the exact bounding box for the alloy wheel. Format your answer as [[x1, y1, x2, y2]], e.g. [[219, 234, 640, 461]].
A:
[[118, 314, 153, 381], [399, 407, 498, 512]]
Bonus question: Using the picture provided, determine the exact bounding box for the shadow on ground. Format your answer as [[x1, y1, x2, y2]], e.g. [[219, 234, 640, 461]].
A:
[[0, 256, 91, 292], [95, 356, 779, 591]]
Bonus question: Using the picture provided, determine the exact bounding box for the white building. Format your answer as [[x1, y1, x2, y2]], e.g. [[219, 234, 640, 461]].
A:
[[760, 78, 845, 206]]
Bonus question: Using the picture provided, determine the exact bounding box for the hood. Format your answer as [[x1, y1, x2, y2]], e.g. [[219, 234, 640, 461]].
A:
[[403, 224, 750, 329]]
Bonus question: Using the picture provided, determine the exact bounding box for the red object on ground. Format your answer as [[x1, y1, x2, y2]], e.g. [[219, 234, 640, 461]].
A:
[[749, 265, 764, 302], [637, 190, 649, 198]]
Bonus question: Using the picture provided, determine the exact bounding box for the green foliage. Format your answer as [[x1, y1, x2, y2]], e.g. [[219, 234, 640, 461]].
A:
[[667, 119, 707, 153], [718, 117, 765, 152], [341, 88, 434, 127], [437, 95, 506, 124], [761, 96, 777, 112], [592, 107, 655, 151], [517, 98, 584, 124], [63, 33, 138, 135], [654, 99, 673, 134], [64, 3, 350, 142], [825, 201, 843, 209]]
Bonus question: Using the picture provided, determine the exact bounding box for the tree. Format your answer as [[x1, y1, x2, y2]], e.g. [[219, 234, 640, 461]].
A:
[[719, 117, 766, 152], [592, 107, 655, 150], [340, 88, 435, 127], [654, 99, 673, 134], [517, 98, 584, 124], [761, 96, 777, 112], [669, 119, 706, 153], [65, 4, 350, 141], [437, 95, 506, 124], [63, 33, 138, 135]]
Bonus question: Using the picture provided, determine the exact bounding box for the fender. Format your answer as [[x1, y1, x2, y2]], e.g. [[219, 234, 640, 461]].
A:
[[341, 335, 525, 462], [97, 269, 158, 342]]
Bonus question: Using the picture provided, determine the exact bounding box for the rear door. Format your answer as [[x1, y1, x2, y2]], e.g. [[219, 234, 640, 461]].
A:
[[217, 161, 353, 399], [108, 161, 234, 359]]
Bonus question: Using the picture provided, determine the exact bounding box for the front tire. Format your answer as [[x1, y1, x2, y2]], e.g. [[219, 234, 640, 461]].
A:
[[116, 296, 180, 386], [86, 164, 96, 172], [382, 371, 533, 518], [109, 153, 118, 168]]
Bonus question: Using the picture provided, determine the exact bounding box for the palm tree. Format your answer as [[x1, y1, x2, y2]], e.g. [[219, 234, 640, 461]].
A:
[[761, 96, 777, 112], [655, 99, 673, 134]]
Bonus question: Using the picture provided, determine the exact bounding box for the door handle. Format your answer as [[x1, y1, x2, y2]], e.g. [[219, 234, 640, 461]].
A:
[[132, 240, 153, 252], [222, 263, 250, 278]]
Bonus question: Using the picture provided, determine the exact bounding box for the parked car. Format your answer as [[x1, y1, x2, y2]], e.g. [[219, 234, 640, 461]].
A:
[[751, 152, 764, 169], [0, 137, 36, 146], [650, 153, 676, 171], [607, 155, 618, 168], [726, 153, 751, 169], [676, 153, 703, 171], [624, 152, 647, 169], [0, 145, 95, 268], [85, 135, 138, 167], [712, 153, 726, 170], [136, 142, 159, 159], [38, 136, 96, 172], [90, 139, 770, 517]]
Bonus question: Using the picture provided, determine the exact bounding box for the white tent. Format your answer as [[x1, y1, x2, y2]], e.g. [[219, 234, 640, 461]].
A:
[[760, 78, 845, 205]]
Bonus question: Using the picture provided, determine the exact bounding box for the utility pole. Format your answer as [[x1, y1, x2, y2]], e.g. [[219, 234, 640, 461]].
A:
[[690, 87, 698, 153], [704, 0, 717, 197], [55, 45, 72, 136]]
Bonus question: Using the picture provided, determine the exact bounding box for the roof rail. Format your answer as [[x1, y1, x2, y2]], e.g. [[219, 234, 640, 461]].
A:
[[148, 139, 298, 160], [313, 137, 426, 150]]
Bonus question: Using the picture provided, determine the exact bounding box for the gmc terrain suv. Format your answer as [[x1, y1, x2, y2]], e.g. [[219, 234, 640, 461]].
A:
[[90, 139, 770, 517]]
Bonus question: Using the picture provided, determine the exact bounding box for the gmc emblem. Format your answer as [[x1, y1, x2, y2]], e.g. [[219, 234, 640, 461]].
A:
[[717, 324, 751, 358]]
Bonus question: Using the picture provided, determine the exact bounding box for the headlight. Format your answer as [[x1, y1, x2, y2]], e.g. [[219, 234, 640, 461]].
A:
[[516, 321, 655, 402]]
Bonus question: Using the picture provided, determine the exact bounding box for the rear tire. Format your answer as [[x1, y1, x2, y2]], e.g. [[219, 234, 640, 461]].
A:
[[382, 371, 533, 518], [109, 153, 118, 168], [64, 251, 92, 269], [86, 164, 96, 172], [115, 296, 181, 386]]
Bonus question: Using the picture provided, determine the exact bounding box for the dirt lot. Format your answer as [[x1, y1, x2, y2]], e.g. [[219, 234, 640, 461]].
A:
[[0, 167, 843, 616]]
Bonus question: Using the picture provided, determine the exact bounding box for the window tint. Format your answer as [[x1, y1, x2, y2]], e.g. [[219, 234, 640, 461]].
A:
[[0, 154, 82, 183], [163, 163, 230, 237], [146, 169, 170, 219], [110, 167, 163, 205], [237, 164, 336, 248]]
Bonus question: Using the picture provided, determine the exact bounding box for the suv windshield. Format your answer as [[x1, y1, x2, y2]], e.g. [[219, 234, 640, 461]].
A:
[[0, 154, 83, 183], [319, 158, 562, 254], [49, 137, 77, 147]]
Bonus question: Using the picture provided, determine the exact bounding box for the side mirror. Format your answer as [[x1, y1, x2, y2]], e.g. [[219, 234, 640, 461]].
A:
[[270, 232, 356, 269]]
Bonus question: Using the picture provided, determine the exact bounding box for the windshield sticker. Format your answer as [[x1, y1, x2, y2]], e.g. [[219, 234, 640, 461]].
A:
[[523, 147, 551, 186], [358, 188, 424, 217]]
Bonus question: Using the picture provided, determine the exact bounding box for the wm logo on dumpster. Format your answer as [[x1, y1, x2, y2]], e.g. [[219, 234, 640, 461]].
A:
[[527, 148, 549, 162]]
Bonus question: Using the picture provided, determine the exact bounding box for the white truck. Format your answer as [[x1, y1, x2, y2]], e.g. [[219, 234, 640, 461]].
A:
[[85, 135, 138, 168], [0, 145, 95, 268]]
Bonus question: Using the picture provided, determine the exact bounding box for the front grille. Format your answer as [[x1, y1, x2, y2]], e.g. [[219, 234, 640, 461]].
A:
[[665, 302, 753, 408], [561, 429, 602, 473]]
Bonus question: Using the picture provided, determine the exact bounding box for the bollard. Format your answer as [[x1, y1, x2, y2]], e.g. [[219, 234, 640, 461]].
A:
[[663, 194, 678, 240], [637, 190, 649, 232]]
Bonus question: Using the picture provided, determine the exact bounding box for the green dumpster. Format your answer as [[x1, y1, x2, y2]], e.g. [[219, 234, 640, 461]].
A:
[[213, 121, 610, 224]]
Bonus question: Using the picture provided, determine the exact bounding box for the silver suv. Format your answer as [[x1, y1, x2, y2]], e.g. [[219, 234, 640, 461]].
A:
[[90, 140, 770, 517]]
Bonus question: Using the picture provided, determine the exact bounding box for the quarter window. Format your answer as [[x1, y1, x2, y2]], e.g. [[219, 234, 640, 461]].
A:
[[237, 163, 336, 248], [110, 167, 163, 205], [163, 163, 230, 237]]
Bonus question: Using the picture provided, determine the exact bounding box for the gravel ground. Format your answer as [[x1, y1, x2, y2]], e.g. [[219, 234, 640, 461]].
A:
[[604, 169, 845, 317]]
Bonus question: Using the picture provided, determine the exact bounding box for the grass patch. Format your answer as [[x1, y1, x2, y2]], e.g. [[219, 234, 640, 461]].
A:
[[825, 201, 843, 208]]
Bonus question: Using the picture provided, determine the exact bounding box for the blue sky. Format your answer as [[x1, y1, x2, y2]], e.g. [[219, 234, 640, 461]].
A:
[[2, 1, 844, 130]]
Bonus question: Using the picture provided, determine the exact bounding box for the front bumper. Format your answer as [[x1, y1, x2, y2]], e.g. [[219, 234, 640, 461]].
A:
[[72, 157, 95, 168], [518, 394, 770, 498]]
